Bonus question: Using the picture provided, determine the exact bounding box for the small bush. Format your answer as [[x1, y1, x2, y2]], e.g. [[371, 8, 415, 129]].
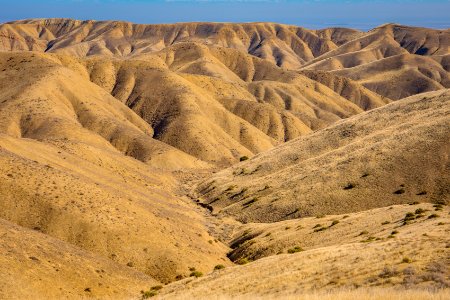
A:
[[391, 230, 399, 235], [381, 221, 390, 225], [428, 214, 439, 219], [402, 257, 412, 263], [415, 208, 426, 214], [141, 290, 157, 299], [313, 224, 322, 229], [239, 156, 249, 162], [189, 271, 203, 278], [214, 264, 225, 270], [343, 183, 355, 190], [150, 286, 163, 291], [330, 220, 339, 226], [236, 258, 251, 265], [359, 230, 369, 236], [394, 189, 405, 195], [287, 246, 303, 254]]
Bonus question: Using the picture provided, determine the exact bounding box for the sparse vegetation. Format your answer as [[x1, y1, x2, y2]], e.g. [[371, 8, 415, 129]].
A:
[[189, 271, 203, 278], [428, 214, 439, 219], [214, 264, 225, 270], [393, 189, 405, 194], [239, 156, 249, 162], [343, 183, 355, 190], [236, 258, 251, 265], [402, 257, 412, 263], [287, 246, 303, 254]]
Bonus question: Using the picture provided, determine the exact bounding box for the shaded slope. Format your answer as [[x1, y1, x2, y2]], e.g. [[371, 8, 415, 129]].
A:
[[196, 90, 450, 223]]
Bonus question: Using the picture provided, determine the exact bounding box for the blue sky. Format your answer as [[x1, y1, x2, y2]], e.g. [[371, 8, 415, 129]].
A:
[[1, 0, 449, 30]]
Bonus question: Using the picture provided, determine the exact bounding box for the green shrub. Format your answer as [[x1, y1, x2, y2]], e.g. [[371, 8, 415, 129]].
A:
[[214, 264, 225, 270], [330, 220, 339, 226], [239, 156, 249, 162], [236, 258, 251, 265], [189, 271, 203, 278], [428, 214, 439, 219], [141, 290, 157, 299], [287, 246, 303, 254]]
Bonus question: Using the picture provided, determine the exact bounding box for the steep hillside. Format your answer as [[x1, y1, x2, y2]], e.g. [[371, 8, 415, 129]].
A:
[[47, 44, 388, 164], [2, 19, 448, 100], [196, 90, 450, 223], [0, 51, 230, 284], [302, 24, 450, 99]]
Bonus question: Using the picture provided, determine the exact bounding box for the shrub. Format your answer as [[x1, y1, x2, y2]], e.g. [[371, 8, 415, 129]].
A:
[[313, 224, 322, 229], [343, 183, 355, 190], [239, 156, 249, 162], [402, 257, 412, 263], [141, 290, 157, 299], [428, 214, 439, 219], [287, 246, 303, 254], [403, 212, 415, 224], [189, 271, 203, 278], [381, 221, 390, 225], [214, 264, 225, 270], [415, 208, 426, 214], [393, 189, 405, 194], [150, 286, 163, 291], [330, 220, 339, 226], [391, 230, 399, 235], [314, 226, 327, 232], [359, 230, 369, 236], [236, 258, 251, 265]]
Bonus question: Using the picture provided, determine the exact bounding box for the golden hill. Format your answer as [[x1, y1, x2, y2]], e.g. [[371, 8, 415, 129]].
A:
[[196, 89, 450, 223], [5, 44, 387, 165], [0, 51, 230, 285], [157, 203, 449, 299], [0, 18, 449, 299], [0, 218, 157, 299], [1, 19, 448, 100]]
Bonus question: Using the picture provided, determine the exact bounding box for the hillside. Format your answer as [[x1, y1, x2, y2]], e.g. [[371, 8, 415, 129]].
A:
[[0, 51, 230, 285], [157, 203, 449, 299], [196, 90, 450, 223], [0, 18, 449, 299], [1, 19, 448, 99]]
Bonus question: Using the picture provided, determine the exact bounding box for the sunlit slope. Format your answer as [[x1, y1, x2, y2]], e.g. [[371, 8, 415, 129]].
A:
[[0, 52, 229, 283], [196, 90, 450, 223], [0, 218, 157, 299]]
